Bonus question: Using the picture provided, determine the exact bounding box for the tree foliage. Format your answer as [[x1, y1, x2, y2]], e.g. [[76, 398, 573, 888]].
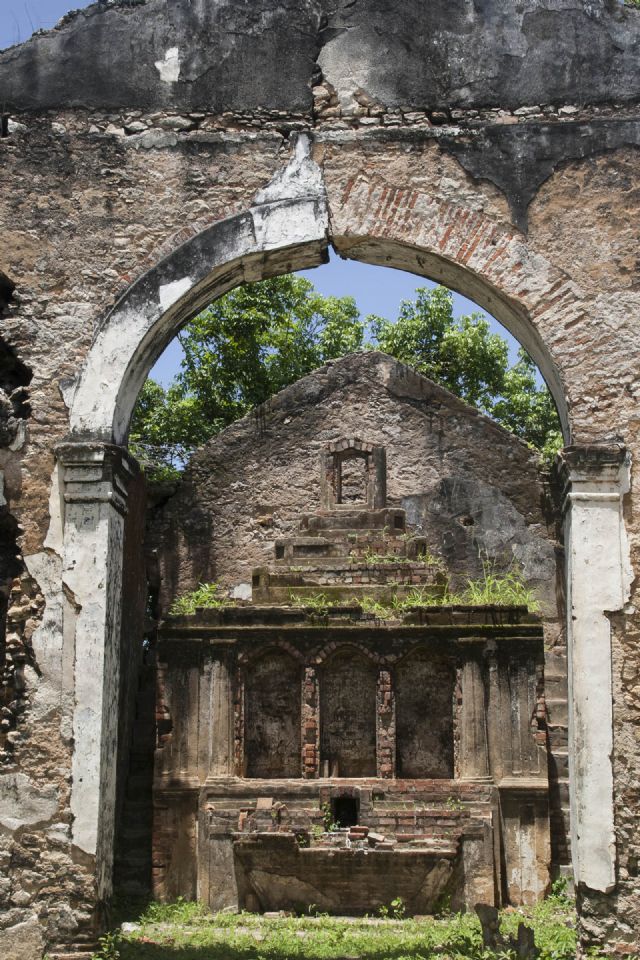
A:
[[130, 275, 562, 476]]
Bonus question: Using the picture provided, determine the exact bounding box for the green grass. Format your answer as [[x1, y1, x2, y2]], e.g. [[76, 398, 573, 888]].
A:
[[354, 561, 538, 621], [440, 561, 540, 612], [168, 582, 229, 616], [95, 893, 582, 960]]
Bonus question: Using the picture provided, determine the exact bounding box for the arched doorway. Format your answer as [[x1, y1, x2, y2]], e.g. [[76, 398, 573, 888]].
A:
[[60, 159, 629, 909]]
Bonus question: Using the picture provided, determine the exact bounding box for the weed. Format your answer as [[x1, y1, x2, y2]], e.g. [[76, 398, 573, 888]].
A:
[[358, 595, 397, 619], [92, 930, 121, 960], [441, 560, 540, 611], [290, 591, 330, 616], [169, 582, 228, 617], [320, 800, 339, 832], [139, 897, 209, 924]]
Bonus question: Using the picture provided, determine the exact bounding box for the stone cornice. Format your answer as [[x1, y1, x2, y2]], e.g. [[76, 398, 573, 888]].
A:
[[55, 440, 139, 516]]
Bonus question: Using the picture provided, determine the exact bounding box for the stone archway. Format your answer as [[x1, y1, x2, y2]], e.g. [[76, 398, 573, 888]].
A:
[[58, 137, 631, 926]]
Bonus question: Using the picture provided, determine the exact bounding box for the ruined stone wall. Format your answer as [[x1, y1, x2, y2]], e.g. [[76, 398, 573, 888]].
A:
[[0, 0, 637, 954], [149, 353, 556, 613]]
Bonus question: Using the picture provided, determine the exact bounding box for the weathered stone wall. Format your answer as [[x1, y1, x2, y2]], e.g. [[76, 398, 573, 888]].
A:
[[0, 0, 637, 953]]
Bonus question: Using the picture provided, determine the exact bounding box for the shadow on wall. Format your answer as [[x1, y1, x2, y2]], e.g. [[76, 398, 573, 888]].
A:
[[0, 271, 34, 763]]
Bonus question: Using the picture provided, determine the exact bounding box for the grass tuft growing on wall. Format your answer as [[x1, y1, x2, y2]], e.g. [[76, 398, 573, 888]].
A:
[[168, 582, 228, 617]]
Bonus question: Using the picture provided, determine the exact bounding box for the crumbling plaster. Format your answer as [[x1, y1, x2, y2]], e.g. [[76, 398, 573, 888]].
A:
[[0, 0, 638, 954]]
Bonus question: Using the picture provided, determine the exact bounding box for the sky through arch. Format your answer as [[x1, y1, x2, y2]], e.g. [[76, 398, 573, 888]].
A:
[[150, 251, 523, 386]]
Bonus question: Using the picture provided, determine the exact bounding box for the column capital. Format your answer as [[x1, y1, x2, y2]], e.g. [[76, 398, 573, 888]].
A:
[[554, 443, 629, 514], [55, 440, 139, 516]]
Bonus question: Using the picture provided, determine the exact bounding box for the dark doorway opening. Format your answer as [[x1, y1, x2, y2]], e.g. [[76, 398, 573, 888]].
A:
[[332, 796, 359, 827]]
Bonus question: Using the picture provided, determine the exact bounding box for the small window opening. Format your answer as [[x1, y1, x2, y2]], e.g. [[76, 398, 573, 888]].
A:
[[338, 455, 367, 504], [331, 796, 359, 827], [394, 513, 404, 529], [0, 116, 8, 139], [252, 572, 260, 587], [275, 544, 285, 559]]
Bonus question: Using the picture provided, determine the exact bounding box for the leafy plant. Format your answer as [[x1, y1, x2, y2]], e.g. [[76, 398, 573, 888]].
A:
[[168, 582, 228, 616], [92, 931, 121, 960], [390, 896, 406, 919], [290, 592, 330, 617], [320, 801, 339, 832]]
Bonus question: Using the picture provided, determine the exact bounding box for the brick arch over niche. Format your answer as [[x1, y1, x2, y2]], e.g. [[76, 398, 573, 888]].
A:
[[59, 150, 632, 944], [68, 141, 578, 447]]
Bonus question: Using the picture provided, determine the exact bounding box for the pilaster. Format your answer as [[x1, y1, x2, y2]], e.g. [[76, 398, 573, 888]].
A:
[[56, 441, 137, 898], [458, 656, 490, 780], [556, 443, 631, 894]]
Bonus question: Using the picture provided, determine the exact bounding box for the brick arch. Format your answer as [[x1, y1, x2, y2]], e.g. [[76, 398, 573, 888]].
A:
[[330, 179, 581, 439], [314, 640, 382, 667], [238, 638, 305, 665], [67, 174, 586, 446]]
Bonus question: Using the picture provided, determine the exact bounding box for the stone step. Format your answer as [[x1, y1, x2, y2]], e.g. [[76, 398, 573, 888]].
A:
[[300, 507, 406, 532], [274, 535, 429, 564], [261, 566, 443, 589], [545, 698, 568, 726], [254, 582, 445, 605], [547, 724, 568, 749]]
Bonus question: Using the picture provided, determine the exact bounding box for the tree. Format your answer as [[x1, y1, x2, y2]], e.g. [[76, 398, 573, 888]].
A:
[[129, 275, 363, 469], [370, 286, 509, 411], [491, 349, 563, 465], [369, 287, 562, 461], [130, 277, 562, 475]]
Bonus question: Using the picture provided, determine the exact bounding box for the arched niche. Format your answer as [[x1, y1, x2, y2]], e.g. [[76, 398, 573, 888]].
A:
[[320, 647, 377, 777], [395, 648, 455, 779], [244, 647, 301, 779]]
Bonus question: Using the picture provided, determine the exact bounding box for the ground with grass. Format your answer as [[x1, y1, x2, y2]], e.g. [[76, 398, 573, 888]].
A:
[[95, 889, 588, 960]]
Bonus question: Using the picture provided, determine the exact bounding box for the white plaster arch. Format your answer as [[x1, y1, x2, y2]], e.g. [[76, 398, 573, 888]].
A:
[[69, 174, 571, 447]]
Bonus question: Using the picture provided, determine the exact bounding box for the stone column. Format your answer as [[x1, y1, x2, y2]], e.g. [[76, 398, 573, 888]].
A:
[[558, 445, 631, 894], [458, 655, 490, 780], [209, 649, 235, 777], [57, 441, 136, 899], [376, 668, 395, 778]]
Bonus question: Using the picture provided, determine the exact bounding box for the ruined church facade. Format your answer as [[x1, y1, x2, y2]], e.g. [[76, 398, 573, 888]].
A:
[[0, 0, 638, 955]]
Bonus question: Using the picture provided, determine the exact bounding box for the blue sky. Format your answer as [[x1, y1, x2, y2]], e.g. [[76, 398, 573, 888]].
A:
[[0, 0, 93, 49], [2, 0, 523, 388], [151, 252, 521, 386]]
